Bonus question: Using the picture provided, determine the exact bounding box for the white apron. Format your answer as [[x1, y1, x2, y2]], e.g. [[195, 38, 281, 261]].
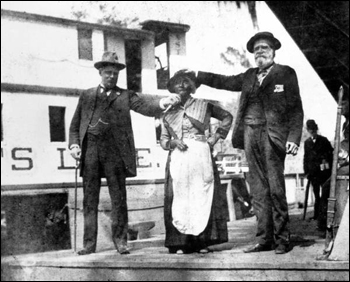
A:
[[170, 139, 214, 235]]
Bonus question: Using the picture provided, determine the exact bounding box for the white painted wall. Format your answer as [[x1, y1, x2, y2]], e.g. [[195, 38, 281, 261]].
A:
[[1, 1, 337, 185], [1, 16, 120, 89], [1, 2, 337, 139], [1, 92, 76, 185], [1, 13, 164, 185], [1, 91, 166, 185]]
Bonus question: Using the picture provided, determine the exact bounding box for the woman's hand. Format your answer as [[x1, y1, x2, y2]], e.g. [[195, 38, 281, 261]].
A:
[[207, 133, 221, 147], [170, 139, 188, 151]]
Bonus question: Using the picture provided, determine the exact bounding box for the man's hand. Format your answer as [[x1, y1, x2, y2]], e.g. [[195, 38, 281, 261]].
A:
[[177, 68, 196, 75], [170, 139, 188, 151], [286, 141, 298, 156], [161, 94, 181, 110], [70, 145, 81, 160], [207, 133, 221, 147]]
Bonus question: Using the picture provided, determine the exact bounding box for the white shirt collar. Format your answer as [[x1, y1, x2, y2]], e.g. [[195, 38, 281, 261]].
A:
[[100, 84, 113, 96]]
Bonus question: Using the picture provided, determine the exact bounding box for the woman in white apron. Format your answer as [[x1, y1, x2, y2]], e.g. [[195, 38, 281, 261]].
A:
[[160, 70, 233, 254]]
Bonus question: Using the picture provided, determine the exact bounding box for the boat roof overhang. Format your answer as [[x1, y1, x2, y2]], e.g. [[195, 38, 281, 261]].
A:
[[265, 1, 349, 101], [141, 20, 190, 46]]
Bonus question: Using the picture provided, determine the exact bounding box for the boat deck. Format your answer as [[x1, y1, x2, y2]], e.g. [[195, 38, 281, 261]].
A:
[[1, 208, 349, 281]]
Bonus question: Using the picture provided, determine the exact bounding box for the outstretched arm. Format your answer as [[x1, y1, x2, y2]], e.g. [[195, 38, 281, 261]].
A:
[[173, 68, 245, 92], [130, 91, 180, 117], [197, 71, 245, 92]]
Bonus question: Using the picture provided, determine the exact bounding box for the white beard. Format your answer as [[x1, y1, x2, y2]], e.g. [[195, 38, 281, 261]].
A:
[[255, 56, 273, 69]]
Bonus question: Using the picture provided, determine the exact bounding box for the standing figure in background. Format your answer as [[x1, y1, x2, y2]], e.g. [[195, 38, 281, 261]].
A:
[[194, 31, 304, 254], [303, 119, 333, 220], [160, 70, 233, 254], [69, 51, 179, 255]]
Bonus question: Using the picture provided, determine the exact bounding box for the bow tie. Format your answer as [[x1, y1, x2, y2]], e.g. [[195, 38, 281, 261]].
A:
[[100, 86, 120, 97]]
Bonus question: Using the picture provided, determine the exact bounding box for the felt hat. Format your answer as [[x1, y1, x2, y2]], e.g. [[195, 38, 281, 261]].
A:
[[94, 51, 126, 70], [247, 31, 281, 53]]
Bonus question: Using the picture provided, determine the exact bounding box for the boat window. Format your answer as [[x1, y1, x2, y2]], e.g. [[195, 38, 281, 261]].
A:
[[155, 43, 169, 89], [78, 28, 93, 61], [49, 106, 66, 142]]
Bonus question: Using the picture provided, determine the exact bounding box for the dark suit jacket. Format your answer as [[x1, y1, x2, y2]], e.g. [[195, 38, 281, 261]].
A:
[[303, 135, 333, 176], [69, 86, 162, 177], [197, 64, 304, 151]]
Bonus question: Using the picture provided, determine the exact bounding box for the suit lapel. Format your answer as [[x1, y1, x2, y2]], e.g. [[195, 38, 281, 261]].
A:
[[308, 137, 317, 149], [233, 70, 256, 126], [108, 89, 118, 104], [86, 87, 99, 120], [108, 87, 123, 106], [242, 69, 257, 103]]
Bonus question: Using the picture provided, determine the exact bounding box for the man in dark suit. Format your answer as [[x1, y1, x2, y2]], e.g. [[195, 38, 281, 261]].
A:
[[194, 32, 304, 254], [303, 119, 333, 220], [69, 51, 179, 255]]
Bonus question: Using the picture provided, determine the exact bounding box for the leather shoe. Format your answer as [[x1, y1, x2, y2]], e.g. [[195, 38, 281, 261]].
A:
[[77, 248, 95, 255], [243, 243, 272, 253], [275, 244, 289, 254], [198, 248, 211, 254], [168, 248, 177, 254], [117, 245, 130, 255]]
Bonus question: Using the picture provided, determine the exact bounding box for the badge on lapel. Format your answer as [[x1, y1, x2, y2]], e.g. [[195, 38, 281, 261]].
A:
[[274, 84, 284, 92]]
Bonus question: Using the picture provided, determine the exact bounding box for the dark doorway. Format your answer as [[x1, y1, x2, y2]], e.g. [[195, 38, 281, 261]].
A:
[[1, 193, 71, 255]]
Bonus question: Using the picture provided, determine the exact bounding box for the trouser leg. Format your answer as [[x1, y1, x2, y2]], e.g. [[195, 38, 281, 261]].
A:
[[263, 135, 289, 245], [99, 133, 128, 249], [310, 178, 321, 219], [105, 166, 128, 248], [82, 138, 101, 252], [244, 124, 289, 246], [244, 125, 274, 246]]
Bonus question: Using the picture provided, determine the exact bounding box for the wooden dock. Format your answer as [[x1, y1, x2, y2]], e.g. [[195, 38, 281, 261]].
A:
[[1, 209, 349, 281]]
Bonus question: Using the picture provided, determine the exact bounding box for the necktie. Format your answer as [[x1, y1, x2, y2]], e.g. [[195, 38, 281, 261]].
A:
[[257, 69, 268, 85]]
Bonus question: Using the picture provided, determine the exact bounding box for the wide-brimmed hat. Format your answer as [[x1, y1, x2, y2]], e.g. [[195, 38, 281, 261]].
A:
[[247, 31, 281, 53], [306, 119, 318, 130], [167, 70, 197, 94], [94, 51, 126, 70]]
